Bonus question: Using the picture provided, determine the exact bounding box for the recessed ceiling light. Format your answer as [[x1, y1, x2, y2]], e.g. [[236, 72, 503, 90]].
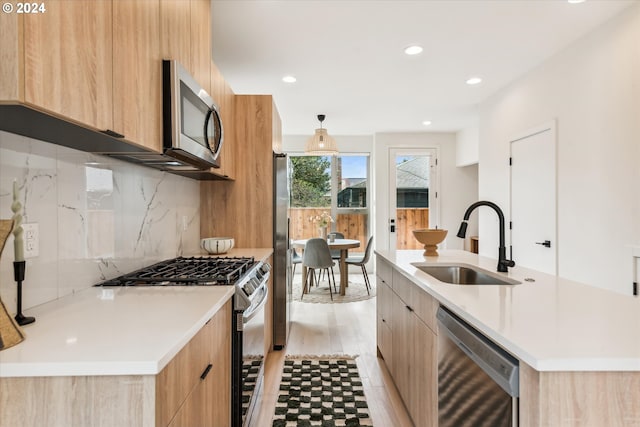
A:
[[466, 77, 483, 85], [422, 120, 432, 126], [404, 45, 423, 55], [568, 0, 586, 3], [282, 75, 297, 83]]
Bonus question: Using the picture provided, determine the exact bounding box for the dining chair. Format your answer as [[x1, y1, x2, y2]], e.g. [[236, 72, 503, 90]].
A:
[[329, 232, 345, 260], [301, 238, 337, 301], [344, 236, 374, 295], [291, 246, 302, 277], [318, 232, 345, 282]]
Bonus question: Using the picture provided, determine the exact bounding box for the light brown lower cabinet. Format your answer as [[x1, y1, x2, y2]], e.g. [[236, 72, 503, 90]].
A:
[[376, 255, 437, 427], [519, 364, 640, 427], [160, 298, 231, 427], [0, 299, 231, 427], [376, 275, 393, 364], [390, 281, 437, 427]]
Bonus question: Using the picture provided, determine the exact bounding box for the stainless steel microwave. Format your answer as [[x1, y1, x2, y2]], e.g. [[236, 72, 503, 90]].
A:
[[162, 60, 223, 169]]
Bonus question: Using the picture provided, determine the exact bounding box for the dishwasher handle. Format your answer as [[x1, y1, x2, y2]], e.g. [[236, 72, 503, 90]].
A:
[[437, 306, 519, 397]]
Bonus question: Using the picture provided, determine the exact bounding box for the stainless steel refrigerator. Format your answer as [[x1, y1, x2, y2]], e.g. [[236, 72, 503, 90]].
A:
[[273, 153, 292, 349]]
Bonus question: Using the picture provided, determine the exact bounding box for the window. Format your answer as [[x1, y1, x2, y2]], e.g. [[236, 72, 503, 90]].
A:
[[289, 154, 369, 253]]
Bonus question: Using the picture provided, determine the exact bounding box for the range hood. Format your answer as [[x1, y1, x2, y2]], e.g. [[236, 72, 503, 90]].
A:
[[0, 104, 226, 180]]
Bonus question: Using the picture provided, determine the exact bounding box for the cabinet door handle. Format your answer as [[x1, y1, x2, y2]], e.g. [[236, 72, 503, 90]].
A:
[[101, 129, 125, 138], [382, 318, 386, 323], [200, 363, 213, 380], [406, 305, 414, 312]]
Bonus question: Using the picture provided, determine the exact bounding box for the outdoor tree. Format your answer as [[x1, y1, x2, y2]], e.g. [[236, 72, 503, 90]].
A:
[[290, 156, 330, 207]]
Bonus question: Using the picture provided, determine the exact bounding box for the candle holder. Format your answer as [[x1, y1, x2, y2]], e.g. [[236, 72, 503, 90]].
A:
[[13, 261, 35, 326]]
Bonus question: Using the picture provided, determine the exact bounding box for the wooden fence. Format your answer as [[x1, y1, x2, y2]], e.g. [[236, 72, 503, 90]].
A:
[[289, 208, 368, 253], [396, 208, 429, 250], [289, 207, 429, 251]]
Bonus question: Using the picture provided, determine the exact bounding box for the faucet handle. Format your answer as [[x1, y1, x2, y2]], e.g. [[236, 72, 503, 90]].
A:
[[501, 259, 515, 268]]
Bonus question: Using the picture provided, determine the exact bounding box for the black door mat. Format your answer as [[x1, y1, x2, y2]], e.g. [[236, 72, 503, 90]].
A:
[[272, 357, 373, 427]]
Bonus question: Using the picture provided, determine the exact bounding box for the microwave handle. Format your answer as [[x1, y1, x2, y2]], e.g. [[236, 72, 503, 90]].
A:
[[203, 108, 214, 152], [204, 107, 223, 158]]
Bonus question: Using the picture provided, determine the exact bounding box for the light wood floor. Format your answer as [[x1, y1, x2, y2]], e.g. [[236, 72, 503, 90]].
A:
[[249, 274, 414, 427]]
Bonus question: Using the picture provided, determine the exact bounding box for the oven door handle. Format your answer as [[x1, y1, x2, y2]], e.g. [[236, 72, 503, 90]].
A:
[[243, 279, 269, 323]]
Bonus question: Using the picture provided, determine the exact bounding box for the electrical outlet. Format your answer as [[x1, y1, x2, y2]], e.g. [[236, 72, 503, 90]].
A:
[[22, 223, 39, 258], [182, 215, 189, 231]]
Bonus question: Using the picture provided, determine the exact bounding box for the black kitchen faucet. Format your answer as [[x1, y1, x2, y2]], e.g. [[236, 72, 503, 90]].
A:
[[456, 201, 515, 273]]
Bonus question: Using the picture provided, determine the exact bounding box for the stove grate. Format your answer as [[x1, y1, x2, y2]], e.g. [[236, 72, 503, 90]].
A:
[[96, 256, 256, 286]]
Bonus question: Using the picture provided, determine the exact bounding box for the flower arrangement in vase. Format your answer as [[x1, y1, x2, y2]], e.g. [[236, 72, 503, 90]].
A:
[[309, 211, 334, 239]]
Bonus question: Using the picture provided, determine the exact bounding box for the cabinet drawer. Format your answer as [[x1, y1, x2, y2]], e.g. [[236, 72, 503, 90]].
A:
[[392, 269, 410, 302], [376, 256, 392, 285], [156, 315, 216, 427], [393, 270, 438, 333], [165, 300, 231, 427], [377, 315, 392, 363], [376, 278, 393, 328]]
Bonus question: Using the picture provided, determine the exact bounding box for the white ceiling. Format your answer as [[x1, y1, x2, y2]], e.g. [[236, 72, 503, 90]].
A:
[[211, 0, 636, 136]]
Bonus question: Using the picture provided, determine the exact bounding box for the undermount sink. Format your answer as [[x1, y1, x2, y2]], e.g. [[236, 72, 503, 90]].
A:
[[412, 263, 520, 286]]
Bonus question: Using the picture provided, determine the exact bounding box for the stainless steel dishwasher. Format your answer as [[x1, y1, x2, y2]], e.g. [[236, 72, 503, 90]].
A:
[[437, 306, 519, 427]]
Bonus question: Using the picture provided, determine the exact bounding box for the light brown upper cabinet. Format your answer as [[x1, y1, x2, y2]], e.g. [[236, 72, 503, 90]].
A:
[[113, 0, 163, 153], [0, 0, 237, 177], [0, 0, 163, 152], [209, 62, 236, 179], [160, 0, 191, 73], [190, 0, 212, 97], [200, 96, 281, 244], [0, 0, 113, 132], [160, 0, 210, 95]]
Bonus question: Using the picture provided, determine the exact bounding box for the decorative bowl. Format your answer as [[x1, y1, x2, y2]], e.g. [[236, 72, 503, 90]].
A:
[[412, 229, 448, 256], [201, 237, 234, 254]]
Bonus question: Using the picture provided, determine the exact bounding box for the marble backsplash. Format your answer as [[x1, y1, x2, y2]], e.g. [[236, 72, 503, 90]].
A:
[[0, 130, 201, 311]]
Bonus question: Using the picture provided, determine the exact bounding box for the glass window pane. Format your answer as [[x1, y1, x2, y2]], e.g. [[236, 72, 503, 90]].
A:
[[290, 156, 331, 208], [337, 156, 367, 208], [395, 155, 430, 250]]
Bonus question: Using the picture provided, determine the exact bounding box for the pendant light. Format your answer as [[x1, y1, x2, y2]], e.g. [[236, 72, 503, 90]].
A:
[[305, 114, 338, 155]]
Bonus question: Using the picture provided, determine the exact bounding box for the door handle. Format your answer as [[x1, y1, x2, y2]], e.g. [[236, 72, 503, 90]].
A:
[[535, 240, 551, 248], [200, 363, 213, 380]]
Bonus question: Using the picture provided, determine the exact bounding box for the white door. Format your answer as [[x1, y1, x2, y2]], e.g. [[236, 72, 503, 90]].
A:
[[389, 149, 439, 250], [510, 121, 557, 275]]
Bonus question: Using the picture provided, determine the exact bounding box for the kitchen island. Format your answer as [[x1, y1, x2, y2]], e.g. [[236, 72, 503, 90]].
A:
[[376, 249, 640, 426]]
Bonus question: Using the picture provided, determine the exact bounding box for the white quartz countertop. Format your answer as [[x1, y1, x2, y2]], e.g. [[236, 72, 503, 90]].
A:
[[0, 286, 234, 377], [376, 249, 640, 372], [0, 247, 275, 378]]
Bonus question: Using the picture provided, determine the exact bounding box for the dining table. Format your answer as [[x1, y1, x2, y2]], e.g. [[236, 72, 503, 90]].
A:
[[292, 238, 361, 296]]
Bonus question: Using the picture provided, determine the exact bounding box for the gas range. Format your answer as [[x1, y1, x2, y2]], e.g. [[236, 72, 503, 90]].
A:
[[96, 256, 271, 311]]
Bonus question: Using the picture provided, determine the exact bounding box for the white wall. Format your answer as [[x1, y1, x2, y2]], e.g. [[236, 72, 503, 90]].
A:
[[282, 135, 374, 154], [374, 132, 478, 253], [456, 126, 479, 167], [478, 4, 640, 294]]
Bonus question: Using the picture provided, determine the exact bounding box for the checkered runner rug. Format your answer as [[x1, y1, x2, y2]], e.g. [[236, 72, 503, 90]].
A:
[[242, 358, 263, 419], [272, 357, 373, 427]]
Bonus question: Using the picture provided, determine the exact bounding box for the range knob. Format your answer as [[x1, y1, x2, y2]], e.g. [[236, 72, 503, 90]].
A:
[[244, 282, 255, 296], [260, 263, 271, 274]]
